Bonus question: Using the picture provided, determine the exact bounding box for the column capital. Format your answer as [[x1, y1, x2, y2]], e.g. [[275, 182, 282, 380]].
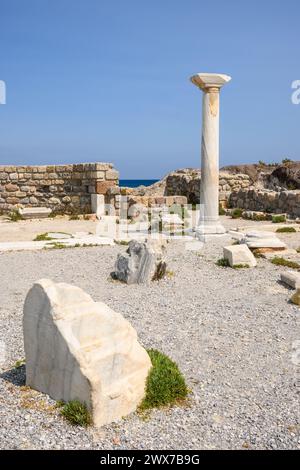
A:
[[190, 73, 231, 92]]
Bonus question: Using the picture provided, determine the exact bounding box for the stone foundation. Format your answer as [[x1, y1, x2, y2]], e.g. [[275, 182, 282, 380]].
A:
[[229, 189, 300, 218], [106, 188, 188, 217], [164, 169, 251, 204], [0, 163, 119, 214]]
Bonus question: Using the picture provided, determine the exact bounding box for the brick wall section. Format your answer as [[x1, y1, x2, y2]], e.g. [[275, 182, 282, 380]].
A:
[[229, 189, 300, 218], [0, 162, 119, 214]]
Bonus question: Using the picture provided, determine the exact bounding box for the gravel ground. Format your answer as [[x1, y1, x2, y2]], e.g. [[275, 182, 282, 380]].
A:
[[0, 217, 300, 450]]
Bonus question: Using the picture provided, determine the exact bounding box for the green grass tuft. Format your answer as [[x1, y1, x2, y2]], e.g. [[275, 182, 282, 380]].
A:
[[231, 208, 243, 219], [251, 213, 268, 221], [233, 264, 250, 269], [139, 349, 188, 411], [276, 227, 296, 233], [114, 240, 129, 245], [45, 242, 68, 250], [8, 210, 22, 222], [272, 215, 286, 224], [216, 258, 230, 267], [271, 257, 300, 269], [13, 358, 26, 369], [60, 400, 92, 427], [34, 232, 53, 241]]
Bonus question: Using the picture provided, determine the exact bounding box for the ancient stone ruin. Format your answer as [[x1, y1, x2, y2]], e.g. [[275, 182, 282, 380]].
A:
[[190, 72, 231, 234], [23, 279, 151, 427], [118, 162, 300, 221], [0, 162, 119, 215], [223, 244, 257, 268], [113, 240, 166, 284]]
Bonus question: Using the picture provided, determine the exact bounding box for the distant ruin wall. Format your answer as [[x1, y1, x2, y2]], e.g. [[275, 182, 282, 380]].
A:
[[0, 163, 119, 214], [229, 189, 300, 218], [165, 170, 251, 204]]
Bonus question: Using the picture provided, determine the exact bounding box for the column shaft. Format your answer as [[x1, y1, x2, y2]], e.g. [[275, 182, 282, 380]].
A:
[[190, 72, 231, 236], [200, 88, 220, 228]]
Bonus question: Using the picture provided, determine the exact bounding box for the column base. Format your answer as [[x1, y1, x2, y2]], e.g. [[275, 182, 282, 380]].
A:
[[195, 221, 226, 237]]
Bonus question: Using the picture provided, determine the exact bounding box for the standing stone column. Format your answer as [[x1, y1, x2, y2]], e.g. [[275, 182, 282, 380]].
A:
[[190, 73, 231, 235]]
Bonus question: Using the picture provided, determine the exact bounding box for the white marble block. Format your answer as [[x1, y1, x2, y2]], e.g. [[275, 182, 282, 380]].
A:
[[241, 231, 286, 250], [242, 237, 286, 250], [223, 244, 257, 267], [91, 194, 105, 219], [19, 207, 52, 219], [114, 240, 167, 284], [244, 231, 277, 239], [23, 279, 151, 427], [281, 271, 300, 289]]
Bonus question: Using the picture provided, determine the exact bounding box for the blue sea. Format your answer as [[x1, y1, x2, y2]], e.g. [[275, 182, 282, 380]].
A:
[[119, 179, 159, 188]]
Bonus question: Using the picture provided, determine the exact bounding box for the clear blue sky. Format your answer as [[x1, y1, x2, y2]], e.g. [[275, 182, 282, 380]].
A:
[[0, 0, 299, 179]]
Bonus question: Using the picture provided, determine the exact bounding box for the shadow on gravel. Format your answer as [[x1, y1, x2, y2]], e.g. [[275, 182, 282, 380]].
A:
[[276, 279, 293, 290], [0, 365, 26, 386]]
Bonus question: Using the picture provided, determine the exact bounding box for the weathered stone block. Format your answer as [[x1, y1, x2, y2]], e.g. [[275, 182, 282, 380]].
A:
[[291, 289, 300, 306], [241, 231, 286, 250], [223, 244, 257, 268], [90, 171, 105, 180], [5, 183, 18, 192], [105, 169, 119, 180], [6, 197, 19, 204], [29, 196, 38, 204], [96, 180, 116, 194], [19, 207, 52, 218], [280, 271, 300, 289], [23, 279, 151, 427], [95, 163, 113, 170], [49, 197, 60, 205], [114, 240, 167, 284], [15, 191, 27, 198]]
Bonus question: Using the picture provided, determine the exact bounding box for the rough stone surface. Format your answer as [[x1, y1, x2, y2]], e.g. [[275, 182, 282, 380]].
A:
[[222, 162, 300, 190], [259, 248, 298, 259], [19, 207, 52, 219], [114, 240, 166, 284], [240, 231, 287, 250], [23, 279, 151, 427], [0, 163, 118, 214], [127, 162, 300, 218], [164, 169, 251, 205], [290, 288, 300, 306], [281, 271, 300, 290], [229, 188, 300, 219], [268, 163, 300, 190], [223, 244, 257, 268], [244, 231, 277, 239], [242, 237, 287, 250]]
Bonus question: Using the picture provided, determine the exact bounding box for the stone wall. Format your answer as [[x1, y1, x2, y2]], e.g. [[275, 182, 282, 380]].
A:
[[164, 169, 251, 204], [0, 163, 119, 214], [105, 185, 187, 217], [229, 189, 300, 218]]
